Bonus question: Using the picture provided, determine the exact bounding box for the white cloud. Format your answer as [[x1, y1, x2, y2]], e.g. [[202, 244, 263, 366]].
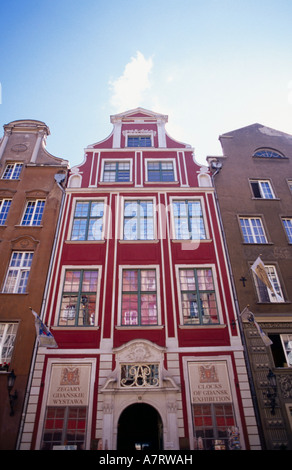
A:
[[109, 51, 153, 112]]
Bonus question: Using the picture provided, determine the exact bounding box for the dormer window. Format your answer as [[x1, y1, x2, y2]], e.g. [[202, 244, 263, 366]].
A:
[[127, 136, 151, 147]]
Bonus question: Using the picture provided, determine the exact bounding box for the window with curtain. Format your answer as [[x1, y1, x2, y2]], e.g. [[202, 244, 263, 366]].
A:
[[121, 269, 158, 326], [179, 268, 219, 325]]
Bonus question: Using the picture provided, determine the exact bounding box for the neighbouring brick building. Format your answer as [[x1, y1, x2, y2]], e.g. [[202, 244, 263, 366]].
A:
[[209, 123, 292, 449], [0, 119, 68, 449]]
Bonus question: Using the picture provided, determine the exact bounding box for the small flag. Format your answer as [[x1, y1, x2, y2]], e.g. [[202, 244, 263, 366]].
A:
[[30, 308, 58, 348], [240, 306, 273, 347], [251, 256, 283, 302]]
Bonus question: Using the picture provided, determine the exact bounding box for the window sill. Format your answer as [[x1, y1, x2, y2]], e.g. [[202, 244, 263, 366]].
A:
[[179, 324, 226, 329], [115, 325, 164, 330], [255, 301, 290, 305], [14, 224, 43, 228], [0, 292, 28, 295], [65, 239, 105, 244], [251, 197, 281, 201], [242, 242, 273, 246], [171, 238, 212, 243], [98, 181, 133, 185], [144, 181, 179, 185], [53, 326, 100, 330], [119, 239, 159, 244]]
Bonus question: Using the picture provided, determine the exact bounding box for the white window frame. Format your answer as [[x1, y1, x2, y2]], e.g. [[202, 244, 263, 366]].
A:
[[117, 265, 161, 327], [175, 264, 223, 326], [101, 159, 132, 183], [55, 265, 102, 328], [250, 179, 275, 199], [239, 216, 268, 243], [21, 199, 45, 226], [3, 251, 34, 293], [2, 162, 23, 180], [145, 158, 178, 183], [0, 322, 18, 366], [68, 197, 107, 241], [123, 129, 156, 148], [253, 264, 284, 303], [0, 198, 12, 225], [121, 196, 157, 241], [169, 196, 209, 240], [282, 218, 292, 243]]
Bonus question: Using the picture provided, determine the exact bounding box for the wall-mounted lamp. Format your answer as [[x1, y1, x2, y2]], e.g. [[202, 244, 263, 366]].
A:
[[266, 369, 277, 415], [7, 370, 18, 416]]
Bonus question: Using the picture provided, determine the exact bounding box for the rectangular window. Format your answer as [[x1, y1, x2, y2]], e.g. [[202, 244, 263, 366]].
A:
[[21, 199, 45, 226], [41, 406, 87, 450], [3, 252, 33, 293], [239, 217, 267, 243], [124, 200, 154, 240], [0, 199, 12, 225], [253, 264, 284, 303], [283, 218, 292, 243], [173, 200, 206, 240], [193, 403, 235, 450], [179, 268, 219, 325], [128, 136, 151, 147], [147, 161, 175, 182], [71, 201, 104, 241], [2, 163, 23, 180], [103, 161, 130, 182], [59, 269, 99, 326], [121, 269, 158, 326], [270, 334, 292, 368], [0, 323, 18, 366], [250, 180, 275, 199]]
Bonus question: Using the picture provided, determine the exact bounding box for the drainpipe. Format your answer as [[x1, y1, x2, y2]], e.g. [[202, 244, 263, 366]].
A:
[[16, 175, 67, 449], [211, 165, 265, 450]]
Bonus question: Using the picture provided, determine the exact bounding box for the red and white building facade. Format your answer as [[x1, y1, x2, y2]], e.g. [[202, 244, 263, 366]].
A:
[[19, 108, 261, 450]]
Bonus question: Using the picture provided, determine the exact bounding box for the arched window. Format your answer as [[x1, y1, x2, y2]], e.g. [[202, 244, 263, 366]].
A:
[[253, 148, 285, 159]]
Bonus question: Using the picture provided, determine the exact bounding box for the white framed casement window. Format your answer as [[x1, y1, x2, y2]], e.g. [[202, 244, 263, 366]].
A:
[[118, 266, 161, 326], [123, 129, 156, 148], [3, 251, 34, 293], [282, 218, 292, 243], [239, 217, 267, 243], [170, 197, 208, 240], [127, 135, 152, 147], [101, 160, 132, 183], [57, 266, 102, 327], [145, 159, 177, 182], [253, 264, 284, 303], [0, 322, 18, 367], [249, 179, 275, 199], [176, 265, 221, 325], [2, 162, 23, 180], [21, 199, 45, 226], [70, 199, 105, 241], [123, 198, 155, 240], [0, 198, 12, 225]]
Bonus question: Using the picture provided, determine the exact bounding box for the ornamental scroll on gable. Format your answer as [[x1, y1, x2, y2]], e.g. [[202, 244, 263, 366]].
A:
[[100, 339, 179, 391]]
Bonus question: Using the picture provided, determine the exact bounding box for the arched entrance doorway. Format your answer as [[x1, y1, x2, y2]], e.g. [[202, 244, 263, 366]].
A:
[[117, 403, 163, 451]]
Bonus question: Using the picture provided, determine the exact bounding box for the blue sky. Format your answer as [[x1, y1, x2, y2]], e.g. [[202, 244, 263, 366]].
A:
[[1, 0, 292, 166]]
